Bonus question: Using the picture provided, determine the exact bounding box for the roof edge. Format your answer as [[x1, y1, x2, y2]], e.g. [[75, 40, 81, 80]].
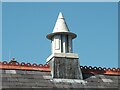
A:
[[0, 61, 50, 72], [0, 61, 120, 76]]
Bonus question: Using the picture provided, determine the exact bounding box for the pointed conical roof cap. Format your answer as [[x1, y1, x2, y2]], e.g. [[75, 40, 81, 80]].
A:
[[53, 12, 69, 33], [57, 12, 64, 19], [47, 12, 77, 40]]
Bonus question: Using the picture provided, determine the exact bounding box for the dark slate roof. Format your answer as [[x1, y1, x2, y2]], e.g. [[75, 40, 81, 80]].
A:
[[0, 61, 120, 90], [1, 69, 120, 90]]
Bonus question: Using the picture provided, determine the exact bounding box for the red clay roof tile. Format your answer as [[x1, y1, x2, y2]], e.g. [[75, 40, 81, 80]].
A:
[[0, 61, 120, 75]]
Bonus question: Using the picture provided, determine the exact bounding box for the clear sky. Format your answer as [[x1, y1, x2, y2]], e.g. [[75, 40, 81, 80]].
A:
[[2, 2, 118, 68]]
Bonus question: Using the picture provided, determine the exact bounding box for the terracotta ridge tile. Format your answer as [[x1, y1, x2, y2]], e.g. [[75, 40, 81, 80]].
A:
[[80, 66, 120, 76], [0, 61, 120, 75], [0, 61, 50, 72]]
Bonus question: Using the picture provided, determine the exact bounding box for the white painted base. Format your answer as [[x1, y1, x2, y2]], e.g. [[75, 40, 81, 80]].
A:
[[46, 53, 79, 63]]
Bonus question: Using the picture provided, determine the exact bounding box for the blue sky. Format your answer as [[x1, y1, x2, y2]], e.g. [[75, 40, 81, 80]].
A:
[[2, 2, 118, 68]]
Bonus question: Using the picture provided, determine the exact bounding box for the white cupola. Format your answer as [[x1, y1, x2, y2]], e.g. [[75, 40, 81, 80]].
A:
[[46, 12, 83, 80], [46, 12, 76, 54]]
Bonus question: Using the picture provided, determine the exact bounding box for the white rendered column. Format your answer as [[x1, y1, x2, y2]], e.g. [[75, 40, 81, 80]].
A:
[[53, 35, 61, 53], [62, 35, 68, 53], [68, 36, 72, 53]]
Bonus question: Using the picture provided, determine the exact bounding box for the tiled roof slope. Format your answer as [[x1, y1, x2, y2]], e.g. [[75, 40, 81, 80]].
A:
[[1, 69, 120, 89], [0, 61, 120, 90]]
